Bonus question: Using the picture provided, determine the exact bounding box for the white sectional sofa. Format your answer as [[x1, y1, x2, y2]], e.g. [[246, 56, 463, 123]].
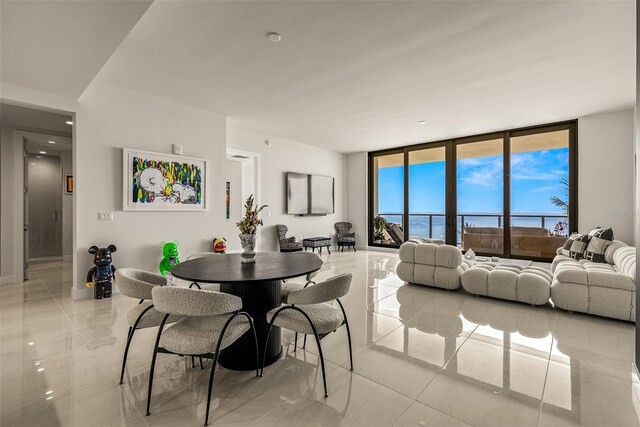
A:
[[551, 240, 637, 321], [397, 241, 472, 290]]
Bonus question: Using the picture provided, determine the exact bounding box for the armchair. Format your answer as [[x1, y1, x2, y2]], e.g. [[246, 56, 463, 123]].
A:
[[275, 224, 303, 252], [335, 222, 356, 252]]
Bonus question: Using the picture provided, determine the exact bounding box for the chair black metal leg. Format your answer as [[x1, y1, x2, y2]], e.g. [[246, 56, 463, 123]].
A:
[[189, 282, 201, 289], [303, 334, 307, 349], [205, 311, 255, 425], [191, 356, 196, 368], [310, 328, 328, 398], [353, 246, 356, 252], [261, 319, 277, 377], [121, 303, 155, 385], [204, 350, 219, 426], [243, 313, 261, 377], [146, 314, 169, 417], [200, 357, 204, 370], [294, 332, 298, 352], [119, 327, 134, 384], [337, 299, 353, 371]]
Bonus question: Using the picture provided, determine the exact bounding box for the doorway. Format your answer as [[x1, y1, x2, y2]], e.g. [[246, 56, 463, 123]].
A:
[[225, 148, 261, 252], [0, 102, 73, 284], [22, 132, 73, 277]]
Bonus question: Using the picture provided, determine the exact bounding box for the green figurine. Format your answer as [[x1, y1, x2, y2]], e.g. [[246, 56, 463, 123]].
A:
[[159, 242, 180, 276]]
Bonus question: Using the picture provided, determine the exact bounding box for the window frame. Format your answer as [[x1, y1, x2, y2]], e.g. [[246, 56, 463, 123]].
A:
[[367, 120, 578, 261]]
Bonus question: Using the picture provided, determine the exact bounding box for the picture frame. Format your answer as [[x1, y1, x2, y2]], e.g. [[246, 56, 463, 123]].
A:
[[65, 174, 73, 195], [122, 148, 206, 211], [225, 181, 231, 219]]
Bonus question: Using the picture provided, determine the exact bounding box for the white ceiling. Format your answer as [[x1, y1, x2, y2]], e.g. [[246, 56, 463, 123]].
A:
[[0, 103, 72, 137], [23, 131, 72, 155], [97, 1, 635, 153], [1, 1, 634, 153], [0, 0, 152, 99]]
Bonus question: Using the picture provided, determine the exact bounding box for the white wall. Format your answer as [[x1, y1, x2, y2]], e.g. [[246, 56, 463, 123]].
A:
[[578, 108, 635, 243], [74, 79, 226, 298], [0, 128, 18, 283], [224, 158, 243, 250], [347, 152, 368, 249], [227, 124, 347, 252]]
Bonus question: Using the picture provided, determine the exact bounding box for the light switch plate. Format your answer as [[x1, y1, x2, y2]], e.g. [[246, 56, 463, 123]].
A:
[[173, 144, 183, 155], [98, 212, 114, 221]]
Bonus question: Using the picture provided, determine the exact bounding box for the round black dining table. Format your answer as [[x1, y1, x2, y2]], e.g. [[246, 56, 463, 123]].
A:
[[170, 251, 323, 371]]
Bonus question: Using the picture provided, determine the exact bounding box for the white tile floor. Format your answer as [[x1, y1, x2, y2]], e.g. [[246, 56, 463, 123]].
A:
[[1, 251, 639, 427]]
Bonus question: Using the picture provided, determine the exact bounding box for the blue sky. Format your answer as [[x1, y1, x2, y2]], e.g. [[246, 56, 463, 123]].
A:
[[378, 147, 569, 214]]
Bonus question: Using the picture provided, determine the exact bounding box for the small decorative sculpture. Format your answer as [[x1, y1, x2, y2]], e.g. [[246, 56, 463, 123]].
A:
[[213, 237, 227, 254], [86, 245, 117, 299], [159, 242, 180, 275]]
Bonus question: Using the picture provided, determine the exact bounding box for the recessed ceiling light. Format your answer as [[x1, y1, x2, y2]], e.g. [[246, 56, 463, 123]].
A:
[[418, 121, 427, 125], [267, 32, 282, 42], [37, 368, 44, 372], [46, 390, 53, 395], [48, 140, 56, 144], [39, 151, 46, 154], [28, 342, 34, 346], [65, 121, 73, 125]]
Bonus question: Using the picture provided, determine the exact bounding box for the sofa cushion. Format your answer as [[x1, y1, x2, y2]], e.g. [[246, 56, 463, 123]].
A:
[[560, 233, 590, 260], [613, 246, 636, 281], [604, 240, 628, 264], [584, 227, 614, 263]]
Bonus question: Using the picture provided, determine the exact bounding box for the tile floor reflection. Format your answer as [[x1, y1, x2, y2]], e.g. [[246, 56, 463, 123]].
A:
[[0, 252, 638, 426]]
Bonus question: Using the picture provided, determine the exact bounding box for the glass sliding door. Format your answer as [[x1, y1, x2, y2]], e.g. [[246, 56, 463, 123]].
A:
[[370, 152, 405, 246], [408, 146, 446, 242], [368, 121, 576, 258], [510, 128, 571, 259], [456, 137, 505, 255]]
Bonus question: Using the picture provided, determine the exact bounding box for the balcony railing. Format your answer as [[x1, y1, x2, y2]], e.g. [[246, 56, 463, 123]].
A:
[[378, 212, 569, 244]]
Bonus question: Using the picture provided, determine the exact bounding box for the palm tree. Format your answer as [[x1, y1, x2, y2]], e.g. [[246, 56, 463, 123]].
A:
[[550, 177, 569, 215]]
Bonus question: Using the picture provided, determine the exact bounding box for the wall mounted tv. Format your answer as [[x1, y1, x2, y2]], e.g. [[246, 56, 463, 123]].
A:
[[286, 172, 334, 215]]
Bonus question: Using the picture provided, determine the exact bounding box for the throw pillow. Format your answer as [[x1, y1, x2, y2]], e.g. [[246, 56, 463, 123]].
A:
[[560, 233, 591, 260], [584, 227, 614, 262]]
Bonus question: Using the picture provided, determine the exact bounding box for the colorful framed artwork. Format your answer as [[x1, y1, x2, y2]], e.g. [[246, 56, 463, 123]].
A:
[[65, 175, 73, 194], [122, 148, 206, 211], [225, 181, 230, 219]]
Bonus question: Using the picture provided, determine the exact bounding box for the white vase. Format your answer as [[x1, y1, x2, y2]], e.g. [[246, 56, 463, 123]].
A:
[[240, 233, 257, 264]]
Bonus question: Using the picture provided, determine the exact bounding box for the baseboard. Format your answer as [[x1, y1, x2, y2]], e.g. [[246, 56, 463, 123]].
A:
[[29, 256, 63, 264], [0, 275, 17, 286], [71, 282, 121, 300], [366, 245, 399, 254]]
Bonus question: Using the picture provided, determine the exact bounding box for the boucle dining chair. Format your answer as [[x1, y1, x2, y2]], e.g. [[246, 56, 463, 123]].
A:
[[146, 286, 259, 427], [261, 273, 353, 397], [186, 252, 219, 291], [115, 268, 182, 385], [281, 269, 320, 351]]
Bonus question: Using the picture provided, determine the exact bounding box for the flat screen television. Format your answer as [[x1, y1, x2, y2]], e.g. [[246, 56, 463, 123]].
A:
[[286, 172, 334, 215]]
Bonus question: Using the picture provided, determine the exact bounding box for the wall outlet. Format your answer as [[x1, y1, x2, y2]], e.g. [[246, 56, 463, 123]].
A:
[[173, 144, 183, 155], [98, 212, 114, 221]]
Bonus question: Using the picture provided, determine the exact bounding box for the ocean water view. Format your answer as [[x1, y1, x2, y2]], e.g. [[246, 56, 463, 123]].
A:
[[381, 213, 568, 242]]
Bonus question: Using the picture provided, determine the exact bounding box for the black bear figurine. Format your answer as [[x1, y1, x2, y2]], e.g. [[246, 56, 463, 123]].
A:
[[86, 245, 117, 299]]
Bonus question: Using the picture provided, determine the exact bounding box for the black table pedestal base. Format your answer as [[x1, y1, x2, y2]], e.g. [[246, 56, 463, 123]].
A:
[[218, 279, 281, 371]]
